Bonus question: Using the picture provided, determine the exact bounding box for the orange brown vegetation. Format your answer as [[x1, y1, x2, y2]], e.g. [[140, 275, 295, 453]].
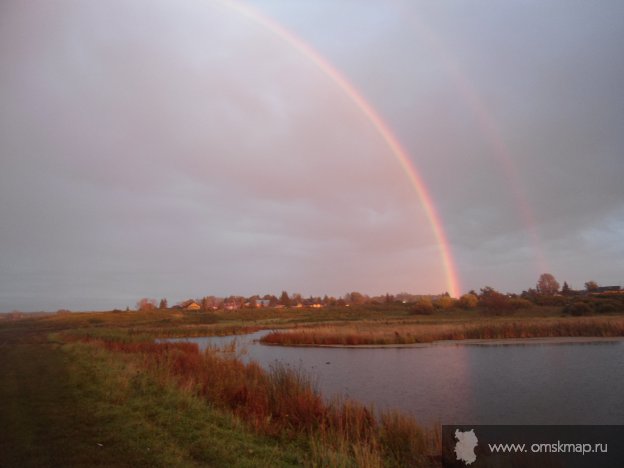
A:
[[81, 336, 439, 466], [260, 317, 624, 346]]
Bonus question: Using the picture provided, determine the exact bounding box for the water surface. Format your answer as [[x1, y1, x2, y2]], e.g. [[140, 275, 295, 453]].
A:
[[167, 331, 624, 425]]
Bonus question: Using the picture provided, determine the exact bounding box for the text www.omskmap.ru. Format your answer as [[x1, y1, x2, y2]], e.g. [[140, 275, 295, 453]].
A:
[[489, 441, 608, 455]]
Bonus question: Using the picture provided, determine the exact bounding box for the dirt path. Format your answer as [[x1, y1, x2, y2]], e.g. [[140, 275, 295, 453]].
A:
[[1, 342, 91, 466], [0, 328, 149, 467], [0, 326, 304, 467]]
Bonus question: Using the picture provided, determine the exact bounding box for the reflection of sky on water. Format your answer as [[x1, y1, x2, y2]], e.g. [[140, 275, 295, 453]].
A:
[[167, 333, 624, 425]]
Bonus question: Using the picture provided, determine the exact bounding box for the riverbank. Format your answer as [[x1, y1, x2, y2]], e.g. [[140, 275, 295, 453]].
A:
[[0, 330, 313, 466], [0, 313, 441, 467]]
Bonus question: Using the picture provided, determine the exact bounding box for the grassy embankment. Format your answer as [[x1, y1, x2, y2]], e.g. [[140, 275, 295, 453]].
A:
[[1, 309, 441, 467], [0, 324, 312, 467]]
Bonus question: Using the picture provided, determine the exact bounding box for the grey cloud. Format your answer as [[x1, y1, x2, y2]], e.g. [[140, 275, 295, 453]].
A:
[[2, 0, 623, 310]]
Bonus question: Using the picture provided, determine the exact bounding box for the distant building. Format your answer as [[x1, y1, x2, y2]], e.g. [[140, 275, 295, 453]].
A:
[[177, 299, 201, 311], [594, 286, 622, 294], [303, 299, 324, 308]]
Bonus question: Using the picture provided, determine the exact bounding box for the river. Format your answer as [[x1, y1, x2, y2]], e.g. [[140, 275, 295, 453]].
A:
[[164, 331, 624, 425]]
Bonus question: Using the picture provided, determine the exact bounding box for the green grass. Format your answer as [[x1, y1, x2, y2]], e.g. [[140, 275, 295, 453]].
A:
[[0, 331, 309, 467], [75, 335, 440, 467], [0, 316, 440, 467]]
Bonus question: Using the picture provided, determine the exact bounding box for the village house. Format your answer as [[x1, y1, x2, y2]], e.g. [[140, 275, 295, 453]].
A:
[[176, 299, 201, 311], [303, 299, 324, 308]]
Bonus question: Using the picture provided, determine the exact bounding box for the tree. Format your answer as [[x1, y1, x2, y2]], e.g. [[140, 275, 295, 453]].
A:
[[200, 296, 214, 311], [279, 291, 291, 307], [585, 281, 599, 292], [291, 293, 303, 306], [158, 298, 168, 309], [536, 273, 560, 296], [521, 288, 538, 301], [136, 298, 157, 312], [247, 296, 258, 308], [346, 291, 366, 305], [561, 281, 572, 296]]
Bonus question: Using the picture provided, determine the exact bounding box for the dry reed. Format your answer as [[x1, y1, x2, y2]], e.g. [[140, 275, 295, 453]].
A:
[[83, 337, 439, 466], [260, 317, 624, 346]]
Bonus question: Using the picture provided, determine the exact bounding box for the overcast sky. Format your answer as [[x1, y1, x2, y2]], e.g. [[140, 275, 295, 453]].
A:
[[1, 0, 623, 311]]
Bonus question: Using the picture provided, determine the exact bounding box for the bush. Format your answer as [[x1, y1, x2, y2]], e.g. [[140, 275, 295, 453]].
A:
[[478, 287, 513, 313], [508, 298, 534, 310], [458, 293, 478, 309], [595, 301, 620, 314], [434, 295, 455, 310], [380, 411, 428, 466], [533, 295, 568, 306], [411, 298, 434, 315], [563, 302, 593, 316]]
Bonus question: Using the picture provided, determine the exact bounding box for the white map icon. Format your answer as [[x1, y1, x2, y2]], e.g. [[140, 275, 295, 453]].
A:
[[454, 429, 478, 465]]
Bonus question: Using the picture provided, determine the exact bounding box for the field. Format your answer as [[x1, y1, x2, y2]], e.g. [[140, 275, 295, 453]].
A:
[[1, 304, 623, 466]]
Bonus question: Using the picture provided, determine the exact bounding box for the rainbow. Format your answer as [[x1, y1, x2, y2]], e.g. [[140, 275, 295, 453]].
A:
[[401, 8, 548, 275], [216, 0, 462, 297]]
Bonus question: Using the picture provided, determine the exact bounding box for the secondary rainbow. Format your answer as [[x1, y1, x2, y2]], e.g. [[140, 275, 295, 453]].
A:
[[217, 0, 462, 297], [399, 6, 548, 275]]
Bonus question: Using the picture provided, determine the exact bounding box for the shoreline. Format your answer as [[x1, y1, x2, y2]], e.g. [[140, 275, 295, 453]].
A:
[[259, 336, 624, 349]]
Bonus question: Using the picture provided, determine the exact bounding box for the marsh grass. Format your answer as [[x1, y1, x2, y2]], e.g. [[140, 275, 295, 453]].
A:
[[0, 335, 305, 466], [81, 336, 440, 466], [260, 317, 624, 346]]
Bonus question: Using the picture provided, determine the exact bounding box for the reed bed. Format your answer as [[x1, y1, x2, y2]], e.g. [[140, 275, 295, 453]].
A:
[[85, 337, 438, 467], [133, 324, 263, 338], [260, 317, 624, 346]]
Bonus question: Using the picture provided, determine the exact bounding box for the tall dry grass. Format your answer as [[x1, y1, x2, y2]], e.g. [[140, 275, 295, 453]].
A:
[[84, 337, 439, 466], [260, 317, 624, 346]]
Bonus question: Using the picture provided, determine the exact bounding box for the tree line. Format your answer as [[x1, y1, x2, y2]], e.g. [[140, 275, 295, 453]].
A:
[[135, 274, 621, 315]]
